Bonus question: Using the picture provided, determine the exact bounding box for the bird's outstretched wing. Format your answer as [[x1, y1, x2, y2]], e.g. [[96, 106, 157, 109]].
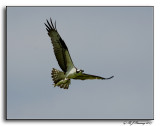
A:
[[45, 18, 74, 72], [73, 73, 114, 80]]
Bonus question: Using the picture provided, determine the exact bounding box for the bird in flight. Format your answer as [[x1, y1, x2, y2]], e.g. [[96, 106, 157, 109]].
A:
[[45, 18, 114, 89]]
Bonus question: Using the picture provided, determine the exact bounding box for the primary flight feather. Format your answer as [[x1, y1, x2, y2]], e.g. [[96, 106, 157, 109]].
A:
[[45, 18, 114, 89]]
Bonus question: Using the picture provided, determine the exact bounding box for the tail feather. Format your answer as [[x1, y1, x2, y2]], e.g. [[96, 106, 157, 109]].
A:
[[51, 68, 65, 84], [51, 68, 71, 89]]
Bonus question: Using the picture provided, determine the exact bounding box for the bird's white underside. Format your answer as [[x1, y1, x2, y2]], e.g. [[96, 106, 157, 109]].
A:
[[66, 67, 78, 78], [54, 67, 78, 86]]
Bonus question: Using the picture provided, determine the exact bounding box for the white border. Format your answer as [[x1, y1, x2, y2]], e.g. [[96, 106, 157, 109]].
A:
[[1, 0, 159, 126]]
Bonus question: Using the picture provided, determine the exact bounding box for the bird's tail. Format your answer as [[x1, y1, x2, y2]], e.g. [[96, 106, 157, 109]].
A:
[[51, 68, 71, 89], [51, 68, 65, 84]]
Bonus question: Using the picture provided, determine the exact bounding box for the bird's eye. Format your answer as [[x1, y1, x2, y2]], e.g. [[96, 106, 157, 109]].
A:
[[76, 70, 80, 73]]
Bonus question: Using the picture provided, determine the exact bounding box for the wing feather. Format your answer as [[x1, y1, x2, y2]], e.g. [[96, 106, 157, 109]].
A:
[[45, 19, 74, 72], [73, 73, 114, 80]]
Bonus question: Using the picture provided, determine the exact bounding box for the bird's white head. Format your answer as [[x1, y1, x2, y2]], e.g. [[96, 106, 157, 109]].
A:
[[76, 69, 84, 74]]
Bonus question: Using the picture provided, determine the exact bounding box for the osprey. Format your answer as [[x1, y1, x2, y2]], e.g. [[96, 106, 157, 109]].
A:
[[45, 18, 114, 89]]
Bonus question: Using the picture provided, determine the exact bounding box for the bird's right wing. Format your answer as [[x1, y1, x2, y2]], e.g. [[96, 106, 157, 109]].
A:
[[45, 18, 75, 73], [73, 73, 114, 80]]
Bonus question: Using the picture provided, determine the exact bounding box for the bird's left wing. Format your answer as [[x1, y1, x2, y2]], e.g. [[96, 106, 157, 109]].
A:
[[45, 18, 74, 73], [73, 73, 114, 80]]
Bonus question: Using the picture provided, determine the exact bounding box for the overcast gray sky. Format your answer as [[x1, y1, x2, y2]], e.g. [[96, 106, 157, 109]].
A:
[[7, 7, 153, 119]]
